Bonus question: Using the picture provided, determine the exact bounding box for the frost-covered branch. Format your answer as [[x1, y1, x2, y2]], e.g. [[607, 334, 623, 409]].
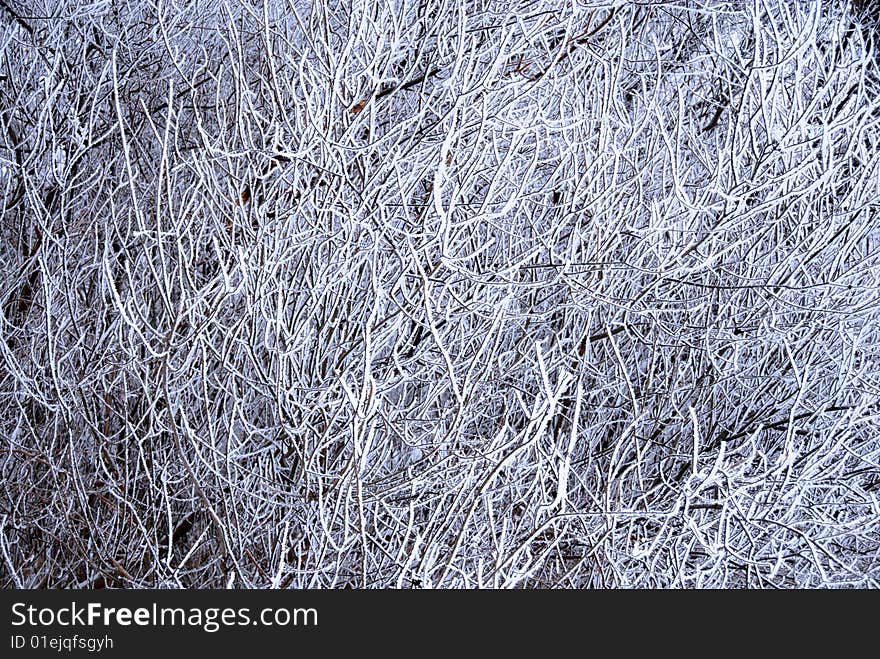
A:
[[1, 0, 878, 588]]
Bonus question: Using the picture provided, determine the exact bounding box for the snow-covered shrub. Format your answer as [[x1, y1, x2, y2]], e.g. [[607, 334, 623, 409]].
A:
[[1, 0, 878, 587]]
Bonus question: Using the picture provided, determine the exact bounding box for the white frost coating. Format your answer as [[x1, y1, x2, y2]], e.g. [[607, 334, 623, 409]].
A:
[[0, 0, 878, 589]]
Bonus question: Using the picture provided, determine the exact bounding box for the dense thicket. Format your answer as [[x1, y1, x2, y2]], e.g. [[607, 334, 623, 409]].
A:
[[1, 0, 878, 587]]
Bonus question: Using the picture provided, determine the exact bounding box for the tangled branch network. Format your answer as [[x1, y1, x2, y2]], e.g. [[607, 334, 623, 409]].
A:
[[1, 0, 879, 588]]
